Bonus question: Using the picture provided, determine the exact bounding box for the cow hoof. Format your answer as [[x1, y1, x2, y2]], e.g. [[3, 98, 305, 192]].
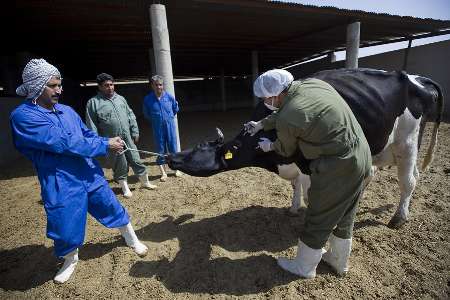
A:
[[387, 215, 407, 229]]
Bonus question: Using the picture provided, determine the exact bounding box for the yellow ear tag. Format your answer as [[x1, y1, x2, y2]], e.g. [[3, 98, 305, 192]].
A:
[[224, 150, 233, 160]]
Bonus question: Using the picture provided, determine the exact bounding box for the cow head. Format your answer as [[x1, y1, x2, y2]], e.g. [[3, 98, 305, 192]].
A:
[[168, 98, 317, 177], [167, 126, 284, 177], [167, 102, 289, 176], [167, 127, 227, 177]]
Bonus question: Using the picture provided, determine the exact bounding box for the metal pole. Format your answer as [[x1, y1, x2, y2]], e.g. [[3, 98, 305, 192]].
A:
[[150, 4, 181, 151], [402, 38, 413, 71], [345, 22, 360, 69], [251, 50, 259, 106], [220, 68, 226, 111], [148, 47, 156, 76]]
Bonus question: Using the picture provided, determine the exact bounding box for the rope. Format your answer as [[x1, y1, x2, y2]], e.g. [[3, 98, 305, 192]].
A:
[[117, 142, 167, 157]]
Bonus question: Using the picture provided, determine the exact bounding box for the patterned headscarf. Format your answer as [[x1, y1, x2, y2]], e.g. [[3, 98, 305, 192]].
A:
[[16, 58, 61, 101], [253, 69, 294, 98]]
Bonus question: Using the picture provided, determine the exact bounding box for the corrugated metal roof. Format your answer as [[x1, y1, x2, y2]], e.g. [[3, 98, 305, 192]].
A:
[[270, 0, 450, 21], [6, 0, 450, 80]]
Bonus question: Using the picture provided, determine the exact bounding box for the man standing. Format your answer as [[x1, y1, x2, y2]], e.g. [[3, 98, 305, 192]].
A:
[[86, 73, 156, 198], [143, 75, 182, 181], [10, 59, 148, 284], [245, 69, 372, 278]]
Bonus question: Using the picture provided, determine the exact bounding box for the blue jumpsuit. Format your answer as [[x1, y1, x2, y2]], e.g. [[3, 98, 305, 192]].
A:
[[10, 101, 130, 257], [143, 91, 179, 165]]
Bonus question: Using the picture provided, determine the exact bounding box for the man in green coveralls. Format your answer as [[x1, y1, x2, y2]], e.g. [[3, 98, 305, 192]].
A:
[[245, 69, 372, 278], [86, 73, 157, 198]]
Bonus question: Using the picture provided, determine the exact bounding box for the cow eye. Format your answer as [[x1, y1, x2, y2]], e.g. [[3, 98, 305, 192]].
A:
[[195, 142, 208, 150]]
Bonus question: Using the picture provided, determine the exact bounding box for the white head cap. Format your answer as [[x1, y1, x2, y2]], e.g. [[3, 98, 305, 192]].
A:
[[16, 58, 61, 101], [253, 69, 294, 98]]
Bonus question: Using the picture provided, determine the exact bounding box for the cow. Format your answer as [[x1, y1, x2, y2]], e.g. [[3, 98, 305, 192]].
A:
[[167, 68, 444, 229]]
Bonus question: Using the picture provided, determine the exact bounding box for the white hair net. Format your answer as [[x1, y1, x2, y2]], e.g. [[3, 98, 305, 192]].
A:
[[253, 69, 294, 98], [16, 58, 61, 101]]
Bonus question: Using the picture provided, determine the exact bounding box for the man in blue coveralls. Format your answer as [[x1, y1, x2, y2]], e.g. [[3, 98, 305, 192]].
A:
[[143, 75, 182, 181], [10, 59, 148, 284]]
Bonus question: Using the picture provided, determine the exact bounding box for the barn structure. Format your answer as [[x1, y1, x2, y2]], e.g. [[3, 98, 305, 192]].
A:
[[1, 0, 450, 164]]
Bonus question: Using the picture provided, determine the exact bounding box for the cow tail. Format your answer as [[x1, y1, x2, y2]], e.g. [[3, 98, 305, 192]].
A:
[[421, 79, 444, 171]]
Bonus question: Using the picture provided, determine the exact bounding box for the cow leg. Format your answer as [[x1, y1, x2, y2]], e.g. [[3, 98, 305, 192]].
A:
[[277, 163, 306, 215], [289, 172, 311, 214], [388, 112, 421, 229], [299, 172, 311, 207]]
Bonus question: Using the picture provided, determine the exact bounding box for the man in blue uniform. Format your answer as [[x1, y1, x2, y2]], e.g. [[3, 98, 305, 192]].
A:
[[143, 75, 182, 181], [10, 59, 148, 284]]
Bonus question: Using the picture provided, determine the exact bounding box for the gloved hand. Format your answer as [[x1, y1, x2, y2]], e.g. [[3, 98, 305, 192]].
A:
[[257, 137, 274, 152], [244, 120, 263, 136]]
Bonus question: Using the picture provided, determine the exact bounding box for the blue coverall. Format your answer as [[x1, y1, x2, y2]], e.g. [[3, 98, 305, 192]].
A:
[[143, 91, 179, 165], [10, 101, 130, 257]]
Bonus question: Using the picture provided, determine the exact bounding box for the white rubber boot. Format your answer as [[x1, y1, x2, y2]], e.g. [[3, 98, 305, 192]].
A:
[[159, 165, 168, 182], [118, 179, 132, 198], [139, 174, 157, 190], [119, 223, 148, 257], [322, 234, 352, 276], [54, 248, 79, 284], [277, 240, 324, 279]]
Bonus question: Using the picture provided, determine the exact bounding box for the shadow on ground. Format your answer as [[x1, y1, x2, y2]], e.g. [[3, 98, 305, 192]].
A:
[[130, 205, 317, 295]]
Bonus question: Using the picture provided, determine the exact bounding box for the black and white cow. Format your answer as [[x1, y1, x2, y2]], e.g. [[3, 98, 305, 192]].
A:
[[168, 68, 444, 228]]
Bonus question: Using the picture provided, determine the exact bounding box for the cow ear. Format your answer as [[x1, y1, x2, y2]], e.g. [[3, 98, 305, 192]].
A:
[[216, 127, 224, 143]]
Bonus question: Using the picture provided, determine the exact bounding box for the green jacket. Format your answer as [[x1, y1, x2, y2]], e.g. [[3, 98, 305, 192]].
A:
[[85, 93, 139, 140], [261, 79, 366, 160]]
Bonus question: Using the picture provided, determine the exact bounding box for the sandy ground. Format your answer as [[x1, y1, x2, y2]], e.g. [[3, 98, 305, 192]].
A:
[[0, 109, 449, 299]]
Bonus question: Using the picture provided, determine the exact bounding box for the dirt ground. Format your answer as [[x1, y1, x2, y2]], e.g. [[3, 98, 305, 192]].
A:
[[0, 109, 449, 299]]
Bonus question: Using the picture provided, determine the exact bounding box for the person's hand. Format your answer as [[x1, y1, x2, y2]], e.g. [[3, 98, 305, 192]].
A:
[[108, 137, 124, 154], [133, 136, 139, 144], [244, 120, 263, 136], [257, 137, 273, 152]]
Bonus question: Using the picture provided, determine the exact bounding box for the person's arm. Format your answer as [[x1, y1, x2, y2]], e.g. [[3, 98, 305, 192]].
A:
[[11, 109, 109, 158], [261, 111, 278, 131], [85, 99, 99, 134], [122, 97, 139, 138], [271, 120, 300, 157], [169, 93, 179, 115]]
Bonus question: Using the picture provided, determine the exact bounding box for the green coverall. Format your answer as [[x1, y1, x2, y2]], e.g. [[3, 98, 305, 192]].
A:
[[261, 79, 372, 249], [86, 93, 147, 181]]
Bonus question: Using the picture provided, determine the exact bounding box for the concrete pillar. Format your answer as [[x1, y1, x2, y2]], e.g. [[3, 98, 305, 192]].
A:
[[345, 22, 360, 69], [150, 4, 181, 152], [220, 68, 226, 111], [328, 52, 336, 63], [402, 39, 413, 71], [251, 50, 259, 106]]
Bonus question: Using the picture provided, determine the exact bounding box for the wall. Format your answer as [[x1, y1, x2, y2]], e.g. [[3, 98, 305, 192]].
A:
[[0, 97, 26, 166]]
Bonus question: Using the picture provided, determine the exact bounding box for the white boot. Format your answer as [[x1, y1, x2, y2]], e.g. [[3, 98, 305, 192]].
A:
[[119, 223, 148, 257], [54, 248, 79, 284], [118, 179, 132, 198], [159, 165, 168, 182], [322, 234, 352, 276], [175, 170, 183, 177], [139, 174, 157, 190], [277, 240, 324, 279]]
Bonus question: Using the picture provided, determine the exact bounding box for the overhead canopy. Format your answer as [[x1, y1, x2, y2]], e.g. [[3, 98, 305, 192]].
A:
[[10, 0, 450, 80]]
